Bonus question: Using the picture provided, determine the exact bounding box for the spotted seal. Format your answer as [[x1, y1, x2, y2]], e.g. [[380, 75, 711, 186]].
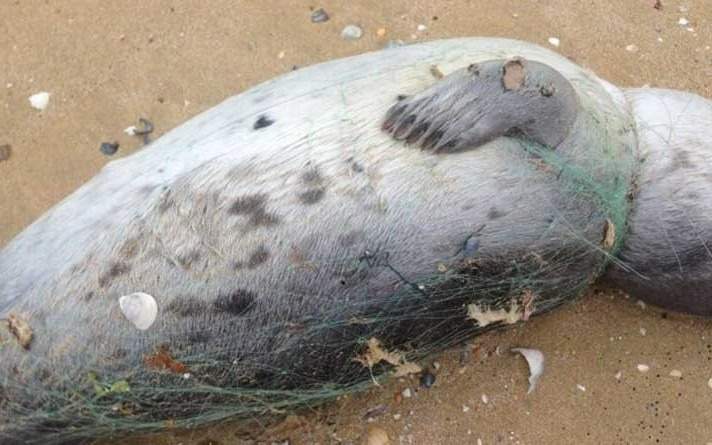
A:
[[0, 38, 710, 443]]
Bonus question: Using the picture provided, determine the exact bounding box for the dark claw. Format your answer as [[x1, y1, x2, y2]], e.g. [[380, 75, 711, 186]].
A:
[[393, 115, 416, 139], [406, 123, 429, 144], [422, 130, 443, 151]]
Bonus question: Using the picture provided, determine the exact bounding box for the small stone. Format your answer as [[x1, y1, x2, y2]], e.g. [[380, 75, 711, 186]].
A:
[[0, 144, 11, 162], [182, 373, 191, 379], [416, 24, 427, 32], [393, 413, 401, 420], [636, 300, 647, 309], [401, 388, 412, 398], [124, 126, 137, 136], [548, 37, 560, 47], [100, 142, 119, 156], [366, 426, 390, 445], [419, 371, 436, 389], [29, 92, 50, 110], [639, 327, 647, 336], [626, 44, 639, 52], [637, 364, 650, 373], [462, 404, 470, 412], [669, 369, 682, 378], [277, 51, 285, 59], [432, 361, 441, 370], [708, 377, 712, 390], [310, 8, 329, 23], [576, 384, 586, 392], [376, 28, 386, 37], [615, 371, 622, 380], [678, 17, 689, 26], [481, 394, 489, 404], [341, 25, 363, 41]]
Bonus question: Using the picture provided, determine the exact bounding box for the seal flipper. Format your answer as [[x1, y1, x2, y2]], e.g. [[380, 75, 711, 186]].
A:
[[383, 58, 579, 152]]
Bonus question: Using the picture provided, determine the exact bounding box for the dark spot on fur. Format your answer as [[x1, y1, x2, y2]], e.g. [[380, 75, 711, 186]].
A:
[[99, 262, 131, 287], [119, 238, 140, 259], [213, 290, 256, 316], [83, 292, 95, 302], [187, 330, 213, 344], [299, 188, 325, 205], [339, 230, 365, 247], [487, 207, 507, 220], [177, 250, 201, 269], [247, 245, 270, 268], [249, 209, 281, 227], [351, 161, 364, 173], [168, 297, 208, 318], [229, 194, 282, 228], [158, 196, 174, 214], [670, 149, 694, 172], [253, 115, 274, 130], [301, 167, 322, 184], [229, 194, 266, 215]]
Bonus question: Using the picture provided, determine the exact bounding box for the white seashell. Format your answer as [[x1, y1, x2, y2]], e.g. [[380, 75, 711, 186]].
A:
[[28, 92, 50, 110], [119, 292, 158, 330], [512, 347, 545, 394]]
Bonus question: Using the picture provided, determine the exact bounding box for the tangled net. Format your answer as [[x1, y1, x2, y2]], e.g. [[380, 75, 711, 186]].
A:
[[0, 72, 637, 445]]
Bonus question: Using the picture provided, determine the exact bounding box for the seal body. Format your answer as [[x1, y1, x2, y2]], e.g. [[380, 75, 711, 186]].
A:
[[0, 38, 708, 443]]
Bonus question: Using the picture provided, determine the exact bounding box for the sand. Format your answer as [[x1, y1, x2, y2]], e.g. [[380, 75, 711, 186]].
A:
[[1, 1, 711, 444]]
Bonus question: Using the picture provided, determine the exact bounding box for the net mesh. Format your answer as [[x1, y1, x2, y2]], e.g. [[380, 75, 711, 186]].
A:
[[0, 78, 638, 445]]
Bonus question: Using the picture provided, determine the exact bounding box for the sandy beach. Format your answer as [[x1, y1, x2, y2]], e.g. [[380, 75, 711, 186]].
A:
[[1, 1, 711, 444]]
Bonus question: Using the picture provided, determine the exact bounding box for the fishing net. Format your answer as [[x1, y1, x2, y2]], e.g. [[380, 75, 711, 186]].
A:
[[0, 65, 638, 444]]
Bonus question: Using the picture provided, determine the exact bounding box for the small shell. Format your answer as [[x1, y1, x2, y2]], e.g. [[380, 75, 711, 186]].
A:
[[366, 426, 390, 445], [512, 348, 545, 394], [119, 292, 158, 330], [29, 92, 50, 110]]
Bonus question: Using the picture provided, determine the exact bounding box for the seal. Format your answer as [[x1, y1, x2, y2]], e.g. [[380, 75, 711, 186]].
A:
[[0, 38, 709, 444]]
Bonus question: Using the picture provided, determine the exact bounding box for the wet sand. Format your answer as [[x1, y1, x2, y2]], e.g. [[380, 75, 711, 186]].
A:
[[1, 1, 711, 444]]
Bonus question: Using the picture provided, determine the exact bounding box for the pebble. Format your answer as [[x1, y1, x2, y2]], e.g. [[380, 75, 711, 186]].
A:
[[376, 28, 386, 37], [124, 126, 137, 136], [481, 394, 489, 404], [100, 142, 119, 156], [462, 405, 470, 412], [637, 364, 650, 373], [548, 37, 560, 47], [277, 51, 285, 59], [310, 8, 329, 23], [0, 144, 11, 162], [615, 371, 622, 380], [636, 300, 647, 310], [366, 426, 390, 445], [669, 369, 682, 378], [577, 384, 586, 392], [28, 92, 50, 110], [678, 17, 689, 26], [708, 377, 712, 390], [341, 25, 363, 41], [417, 24, 427, 32], [419, 371, 436, 389], [393, 413, 401, 420], [401, 388, 412, 398], [432, 361, 441, 370], [639, 327, 647, 336], [625, 44, 639, 53]]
